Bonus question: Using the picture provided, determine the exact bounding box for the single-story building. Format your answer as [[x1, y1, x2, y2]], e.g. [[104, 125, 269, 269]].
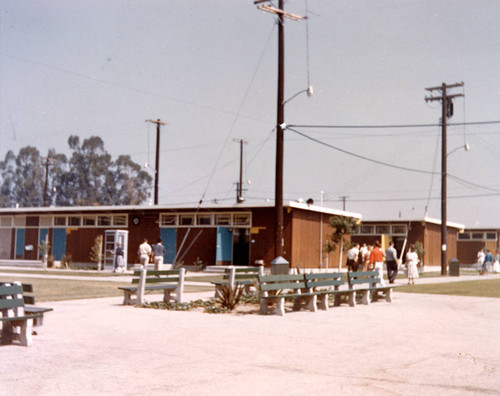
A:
[[457, 228, 499, 265], [0, 202, 361, 270], [351, 217, 465, 267]]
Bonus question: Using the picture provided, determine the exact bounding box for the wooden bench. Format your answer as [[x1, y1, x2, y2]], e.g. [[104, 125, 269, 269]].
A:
[[0, 283, 43, 346], [118, 268, 185, 305], [21, 283, 53, 328], [212, 267, 260, 297], [258, 273, 310, 316], [347, 270, 394, 305], [304, 272, 355, 309]]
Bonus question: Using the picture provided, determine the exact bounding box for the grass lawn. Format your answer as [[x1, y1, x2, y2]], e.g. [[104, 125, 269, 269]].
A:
[[0, 276, 214, 302], [396, 278, 500, 298]]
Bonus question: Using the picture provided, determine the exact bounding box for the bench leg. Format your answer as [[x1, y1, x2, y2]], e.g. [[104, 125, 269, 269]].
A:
[[317, 294, 328, 310], [163, 289, 173, 303], [372, 290, 379, 302], [123, 290, 134, 305], [274, 298, 285, 316], [348, 292, 356, 307], [18, 319, 33, 347], [385, 288, 393, 303], [360, 290, 371, 305], [259, 297, 269, 315], [1, 322, 14, 345], [306, 295, 317, 312]]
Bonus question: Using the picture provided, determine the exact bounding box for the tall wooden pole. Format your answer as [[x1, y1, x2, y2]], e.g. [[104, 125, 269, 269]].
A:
[[146, 119, 168, 205], [275, 0, 285, 258]]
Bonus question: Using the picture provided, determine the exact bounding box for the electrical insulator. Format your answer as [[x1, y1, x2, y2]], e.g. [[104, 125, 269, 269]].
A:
[[447, 101, 454, 118]]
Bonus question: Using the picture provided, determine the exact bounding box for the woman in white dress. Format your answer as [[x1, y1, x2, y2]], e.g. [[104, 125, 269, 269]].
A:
[[406, 245, 420, 285], [493, 252, 500, 274]]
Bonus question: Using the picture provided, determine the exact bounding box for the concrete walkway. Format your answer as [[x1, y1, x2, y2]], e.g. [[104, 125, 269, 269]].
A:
[[1, 268, 500, 395]]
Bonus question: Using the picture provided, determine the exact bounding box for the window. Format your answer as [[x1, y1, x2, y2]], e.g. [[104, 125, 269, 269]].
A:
[[38, 216, 52, 227], [113, 215, 127, 226], [0, 216, 13, 227], [13, 217, 25, 227], [83, 216, 96, 226], [360, 225, 374, 234], [215, 214, 231, 226], [376, 225, 390, 234], [160, 214, 177, 226], [179, 214, 194, 226], [54, 216, 67, 226], [471, 232, 484, 240], [68, 216, 81, 226], [233, 214, 251, 226], [486, 232, 497, 241], [197, 214, 212, 226], [391, 225, 407, 235], [98, 216, 112, 226], [458, 233, 471, 240]]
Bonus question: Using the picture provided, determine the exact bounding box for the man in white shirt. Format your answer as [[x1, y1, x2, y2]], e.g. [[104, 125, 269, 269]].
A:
[[138, 238, 152, 268], [346, 243, 360, 272]]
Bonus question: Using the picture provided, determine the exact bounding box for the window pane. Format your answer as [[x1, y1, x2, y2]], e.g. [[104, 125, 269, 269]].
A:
[[486, 232, 497, 241], [39, 216, 53, 227], [98, 216, 112, 226], [180, 215, 194, 226], [471, 233, 484, 240], [160, 214, 177, 226], [68, 216, 81, 226], [197, 214, 212, 225], [360, 225, 373, 234], [14, 217, 26, 227], [0, 216, 13, 227], [458, 233, 470, 240], [376, 225, 390, 234], [54, 216, 67, 226], [391, 225, 406, 235], [233, 214, 250, 226], [83, 216, 96, 226], [215, 214, 231, 225], [113, 215, 127, 226]]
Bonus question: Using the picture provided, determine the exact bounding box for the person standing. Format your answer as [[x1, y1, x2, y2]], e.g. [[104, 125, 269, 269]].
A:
[[406, 245, 420, 285], [152, 238, 166, 270], [477, 248, 485, 274], [346, 243, 360, 272], [113, 242, 125, 273], [369, 241, 386, 286], [359, 243, 368, 271], [483, 249, 494, 275], [138, 238, 152, 268], [385, 241, 398, 284]]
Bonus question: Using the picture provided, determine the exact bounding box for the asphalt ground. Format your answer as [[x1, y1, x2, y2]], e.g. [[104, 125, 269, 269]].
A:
[[1, 269, 499, 395]]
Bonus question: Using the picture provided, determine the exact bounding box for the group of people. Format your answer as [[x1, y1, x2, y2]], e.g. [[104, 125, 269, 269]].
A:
[[346, 241, 421, 285], [476, 248, 500, 275], [113, 238, 167, 272]]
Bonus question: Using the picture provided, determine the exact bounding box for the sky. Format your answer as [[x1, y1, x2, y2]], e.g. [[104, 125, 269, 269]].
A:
[[1, 0, 500, 228]]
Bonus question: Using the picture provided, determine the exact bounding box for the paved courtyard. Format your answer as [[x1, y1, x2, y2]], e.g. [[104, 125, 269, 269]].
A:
[[1, 278, 500, 395]]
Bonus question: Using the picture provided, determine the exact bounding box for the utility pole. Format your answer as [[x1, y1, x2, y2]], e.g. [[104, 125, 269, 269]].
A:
[[146, 119, 168, 205], [233, 138, 248, 203], [41, 156, 57, 206], [255, 0, 305, 259], [339, 195, 349, 211], [425, 82, 464, 276]]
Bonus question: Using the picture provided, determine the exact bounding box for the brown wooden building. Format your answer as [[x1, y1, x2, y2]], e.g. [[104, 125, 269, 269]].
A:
[[351, 218, 464, 267], [0, 202, 361, 270], [457, 228, 499, 264]]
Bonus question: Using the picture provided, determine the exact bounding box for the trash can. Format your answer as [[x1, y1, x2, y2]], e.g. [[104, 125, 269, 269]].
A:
[[271, 256, 289, 275], [449, 258, 460, 276]]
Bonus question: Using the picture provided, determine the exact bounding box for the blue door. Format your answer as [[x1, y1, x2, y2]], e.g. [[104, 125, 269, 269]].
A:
[[216, 227, 233, 266], [52, 228, 66, 260], [160, 228, 177, 264], [15, 229, 25, 259]]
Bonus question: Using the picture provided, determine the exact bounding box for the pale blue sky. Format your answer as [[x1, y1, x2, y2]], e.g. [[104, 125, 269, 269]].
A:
[[1, 0, 500, 227]]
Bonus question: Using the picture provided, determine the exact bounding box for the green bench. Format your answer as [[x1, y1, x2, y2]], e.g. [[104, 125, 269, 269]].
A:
[[304, 272, 356, 309], [258, 273, 309, 316], [212, 267, 260, 297], [21, 283, 54, 328], [347, 270, 394, 305], [119, 268, 185, 305], [0, 283, 43, 346]]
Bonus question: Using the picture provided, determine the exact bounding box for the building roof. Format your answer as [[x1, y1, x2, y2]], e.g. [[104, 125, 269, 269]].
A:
[[360, 216, 464, 230], [0, 201, 363, 219]]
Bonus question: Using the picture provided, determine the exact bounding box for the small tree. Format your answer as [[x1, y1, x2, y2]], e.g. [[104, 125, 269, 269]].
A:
[[327, 216, 358, 270], [89, 235, 103, 271]]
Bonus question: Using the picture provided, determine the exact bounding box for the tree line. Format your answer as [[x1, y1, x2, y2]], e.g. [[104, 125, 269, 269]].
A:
[[0, 135, 152, 207]]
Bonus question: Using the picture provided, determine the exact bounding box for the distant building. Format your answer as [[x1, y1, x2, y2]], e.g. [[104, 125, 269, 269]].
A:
[[351, 218, 465, 267], [457, 228, 499, 264], [0, 202, 361, 270]]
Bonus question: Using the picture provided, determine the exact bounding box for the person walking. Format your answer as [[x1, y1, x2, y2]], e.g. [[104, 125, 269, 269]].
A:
[[477, 248, 485, 274], [113, 242, 125, 273], [385, 240, 398, 284], [152, 238, 166, 270], [138, 238, 152, 268], [369, 241, 386, 286], [346, 243, 360, 272], [406, 244, 419, 285]]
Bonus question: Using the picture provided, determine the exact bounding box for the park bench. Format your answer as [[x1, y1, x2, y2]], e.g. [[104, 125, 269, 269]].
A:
[[0, 283, 43, 346], [21, 283, 53, 328], [347, 270, 394, 305], [119, 268, 185, 305], [211, 267, 260, 297], [258, 273, 310, 316], [304, 272, 355, 309]]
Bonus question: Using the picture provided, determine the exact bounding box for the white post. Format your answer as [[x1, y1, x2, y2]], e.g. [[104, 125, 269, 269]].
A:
[[43, 234, 49, 271], [137, 267, 147, 305], [339, 237, 344, 272], [228, 266, 236, 290], [176, 268, 185, 303]]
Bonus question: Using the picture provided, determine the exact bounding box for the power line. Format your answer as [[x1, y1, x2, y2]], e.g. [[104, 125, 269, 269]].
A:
[[288, 120, 500, 129]]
